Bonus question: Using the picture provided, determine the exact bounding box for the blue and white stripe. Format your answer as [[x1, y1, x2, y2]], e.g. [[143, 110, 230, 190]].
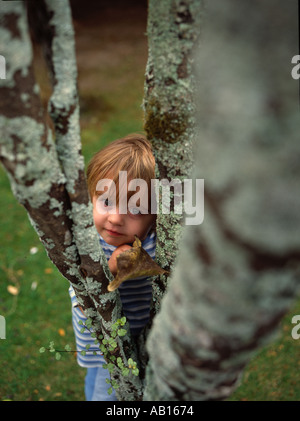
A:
[[69, 231, 156, 367]]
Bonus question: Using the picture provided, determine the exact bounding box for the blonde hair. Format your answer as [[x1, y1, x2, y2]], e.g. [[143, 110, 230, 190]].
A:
[[87, 133, 156, 202]]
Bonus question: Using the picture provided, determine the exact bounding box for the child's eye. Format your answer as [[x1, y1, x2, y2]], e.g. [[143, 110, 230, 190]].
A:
[[100, 198, 114, 207], [107, 199, 116, 207]]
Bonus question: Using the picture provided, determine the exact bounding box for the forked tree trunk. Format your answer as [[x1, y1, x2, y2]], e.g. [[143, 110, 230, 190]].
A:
[[0, 0, 142, 401], [0, 0, 299, 401]]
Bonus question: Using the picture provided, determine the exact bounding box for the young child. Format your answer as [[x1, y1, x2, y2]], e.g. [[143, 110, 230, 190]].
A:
[[68, 134, 156, 401]]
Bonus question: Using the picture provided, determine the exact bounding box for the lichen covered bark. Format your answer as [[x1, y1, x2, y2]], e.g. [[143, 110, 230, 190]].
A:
[[26, 0, 121, 324], [0, 1, 143, 400], [144, 0, 300, 400], [143, 0, 203, 315]]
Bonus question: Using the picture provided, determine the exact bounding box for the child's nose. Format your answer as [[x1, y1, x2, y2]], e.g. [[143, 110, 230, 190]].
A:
[[107, 208, 124, 225]]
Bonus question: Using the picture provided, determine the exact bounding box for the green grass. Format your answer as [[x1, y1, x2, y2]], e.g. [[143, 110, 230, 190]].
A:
[[229, 300, 300, 401], [0, 172, 84, 401]]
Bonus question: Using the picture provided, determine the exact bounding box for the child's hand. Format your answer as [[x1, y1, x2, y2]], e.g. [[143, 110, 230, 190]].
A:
[[108, 244, 132, 276], [107, 236, 168, 292]]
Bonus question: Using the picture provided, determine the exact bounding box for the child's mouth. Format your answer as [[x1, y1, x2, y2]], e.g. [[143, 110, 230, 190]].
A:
[[105, 229, 122, 237]]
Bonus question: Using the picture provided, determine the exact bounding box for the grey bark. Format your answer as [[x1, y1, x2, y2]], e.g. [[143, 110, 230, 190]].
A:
[[143, 0, 202, 317], [144, 0, 300, 400]]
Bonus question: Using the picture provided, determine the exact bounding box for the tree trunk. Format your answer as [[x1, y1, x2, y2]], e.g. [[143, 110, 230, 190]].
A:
[[0, 0, 142, 401], [143, 0, 202, 316], [144, 0, 300, 400]]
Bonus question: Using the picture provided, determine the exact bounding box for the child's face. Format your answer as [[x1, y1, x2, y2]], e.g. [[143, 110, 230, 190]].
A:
[[92, 188, 156, 247]]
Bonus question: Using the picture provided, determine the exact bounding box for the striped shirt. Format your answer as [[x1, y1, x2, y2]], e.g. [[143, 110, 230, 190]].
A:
[[69, 231, 156, 367]]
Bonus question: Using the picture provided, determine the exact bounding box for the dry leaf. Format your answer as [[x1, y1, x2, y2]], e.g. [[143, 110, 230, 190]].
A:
[[44, 268, 53, 274], [7, 285, 19, 295], [58, 328, 65, 337], [107, 236, 168, 292]]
